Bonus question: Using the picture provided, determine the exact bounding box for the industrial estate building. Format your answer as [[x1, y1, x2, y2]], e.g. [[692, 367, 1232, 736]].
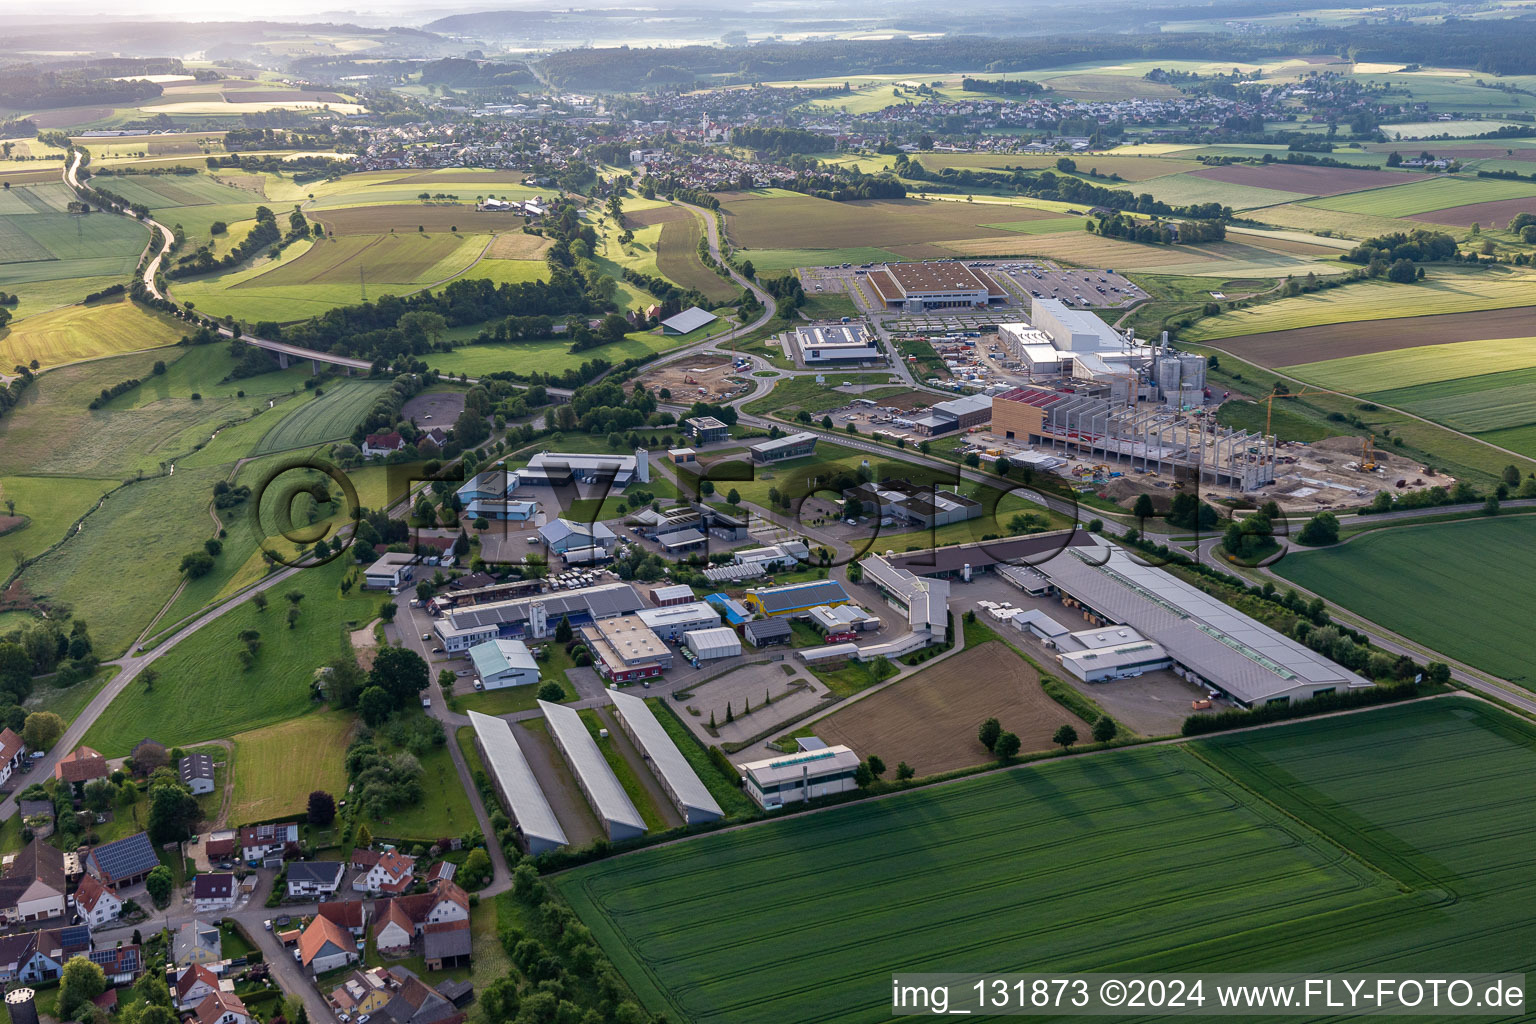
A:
[[860, 554, 951, 642], [538, 701, 647, 842], [468, 712, 567, 856], [749, 432, 818, 464], [660, 306, 718, 336], [634, 601, 721, 641], [518, 449, 650, 487], [906, 393, 993, 437], [434, 582, 646, 651], [736, 740, 862, 809], [455, 470, 539, 522], [579, 615, 672, 682], [742, 580, 850, 618], [791, 323, 882, 363], [608, 690, 723, 824], [1033, 539, 1373, 706], [866, 262, 1007, 311], [682, 416, 729, 444], [467, 639, 541, 690], [842, 480, 982, 529]]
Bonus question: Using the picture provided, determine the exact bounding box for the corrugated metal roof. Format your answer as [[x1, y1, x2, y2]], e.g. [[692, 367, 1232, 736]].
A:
[[537, 701, 647, 836], [467, 712, 567, 852], [684, 627, 742, 659], [608, 691, 722, 823], [660, 306, 718, 334], [750, 579, 849, 614]]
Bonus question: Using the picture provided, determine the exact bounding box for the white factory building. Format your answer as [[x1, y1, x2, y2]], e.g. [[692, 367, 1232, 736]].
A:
[[791, 322, 882, 363], [736, 738, 862, 809]]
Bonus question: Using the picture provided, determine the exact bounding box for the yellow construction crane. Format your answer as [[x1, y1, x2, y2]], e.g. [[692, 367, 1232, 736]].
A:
[[1362, 434, 1377, 472], [1262, 385, 1329, 436]]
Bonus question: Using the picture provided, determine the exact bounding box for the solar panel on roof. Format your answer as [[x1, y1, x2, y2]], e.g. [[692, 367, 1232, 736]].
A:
[[90, 832, 158, 881], [60, 925, 91, 949]]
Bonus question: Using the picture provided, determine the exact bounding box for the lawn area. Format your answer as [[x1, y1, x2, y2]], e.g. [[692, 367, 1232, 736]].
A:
[[1215, 398, 1335, 442], [736, 247, 904, 272], [0, 475, 117, 567], [23, 667, 117, 728], [1180, 268, 1536, 341], [555, 698, 1536, 1024], [795, 291, 860, 321], [228, 711, 355, 823], [0, 299, 183, 370], [363, 732, 479, 843], [454, 676, 573, 716], [250, 380, 392, 455], [427, 332, 690, 379], [578, 708, 669, 832], [1284, 335, 1536, 393], [81, 558, 378, 754], [804, 657, 897, 698], [742, 374, 901, 416], [1273, 516, 1536, 685]]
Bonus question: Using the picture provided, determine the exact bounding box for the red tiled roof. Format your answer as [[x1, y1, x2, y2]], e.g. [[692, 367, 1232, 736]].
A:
[[176, 964, 219, 998], [316, 901, 366, 931], [194, 991, 247, 1024], [299, 915, 356, 966], [74, 874, 116, 914], [0, 728, 22, 764], [365, 432, 404, 450], [54, 746, 108, 783]]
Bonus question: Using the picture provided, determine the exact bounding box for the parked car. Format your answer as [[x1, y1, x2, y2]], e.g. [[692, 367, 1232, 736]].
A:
[[421, 633, 431, 641]]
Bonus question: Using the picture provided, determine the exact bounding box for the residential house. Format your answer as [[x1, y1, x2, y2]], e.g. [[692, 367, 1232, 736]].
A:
[[328, 967, 395, 1019], [426, 862, 456, 885], [0, 728, 24, 787], [173, 920, 222, 967], [298, 915, 358, 975], [362, 432, 406, 458], [287, 862, 345, 898], [315, 900, 369, 939], [194, 991, 251, 1024], [239, 823, 298, 867], [354, 849, 415, 895], [0, 839, 67, 923], [85, 832, 160, 887], [36, 925, 90, 966], [0, 932, 60, 983], [179, 754, 216, 795], [372, 881, 470, 959], [174, 963, 221, 1010], [377, 967, 459, 1024], [53, 746, 109, 795], [350, 848, 381, 871], [191, 873, 236, 917], [88, 943, 143, 986], [73, 874, 122, 930]]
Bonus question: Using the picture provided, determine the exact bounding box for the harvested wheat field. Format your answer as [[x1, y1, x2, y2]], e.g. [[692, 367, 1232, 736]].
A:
[[1188, 162, 1410, 196], [810, 641, 1090, 777]]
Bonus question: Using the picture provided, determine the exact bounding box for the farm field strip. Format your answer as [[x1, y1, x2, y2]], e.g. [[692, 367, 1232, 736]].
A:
[[251, 380, 391, 455], [561, 699, 1536, 1024], [1365, 366, 1536, 433], [1111, 171, 1311, 209], [0, 298, 183, 370], [1283, 335, 1536, 393], [238, 232, 486, 288], [229, 712, 355, 822], [1305, 174, 1536, 218], [1181, 270, 1536, 342], [1273, 519, 1536, 684]]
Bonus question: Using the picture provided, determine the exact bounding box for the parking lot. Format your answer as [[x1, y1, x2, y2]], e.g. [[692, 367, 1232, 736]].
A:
[[993, 262, 1145, 307]]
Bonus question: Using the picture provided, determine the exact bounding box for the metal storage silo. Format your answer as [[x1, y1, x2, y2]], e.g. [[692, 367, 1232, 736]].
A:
[[7, 988, 39, 1024]]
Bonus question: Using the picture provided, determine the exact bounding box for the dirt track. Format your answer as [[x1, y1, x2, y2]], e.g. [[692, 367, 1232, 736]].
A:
[[809, 642, 1092, 777], [1213, 306, 1536, 367]]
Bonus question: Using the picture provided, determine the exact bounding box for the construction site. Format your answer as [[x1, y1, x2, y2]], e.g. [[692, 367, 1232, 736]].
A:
[[633, 356, 754, 403]]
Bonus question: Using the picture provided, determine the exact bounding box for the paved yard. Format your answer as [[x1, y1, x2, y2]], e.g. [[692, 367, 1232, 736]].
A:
[[673, 662, 830, 748]]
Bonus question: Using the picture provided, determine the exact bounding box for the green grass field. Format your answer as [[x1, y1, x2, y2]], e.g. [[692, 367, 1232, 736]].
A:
[[1273, 516, 1536, 683], [81, 558, 377, 752], [1181, 268, 1536, 341], [656, 212, 737, 304], [251, 380, 391, 455], [0, 474, 117, 567], [1115, 172, 1309, 210], [557, 698, 1536, 1023], [243, 232, 485, 289], [1284, 335, 1536, 392], [0, 298, 181, 369], [741, 375, 900, 416], [364, 734, 479, 842], [229, 711, 355, 822], [1365, 365, 1536, 434], [1306, 174, 1536, 218], [427, 332, 690, 378]]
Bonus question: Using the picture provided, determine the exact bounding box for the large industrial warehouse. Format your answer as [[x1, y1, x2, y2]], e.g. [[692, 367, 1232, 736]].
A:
[[468, 711, 567, 856], [1035, 539, 1373, 706], [608, 690, 723, 825], [866, 261, 1008, 311], [539, 700, 648, 842]]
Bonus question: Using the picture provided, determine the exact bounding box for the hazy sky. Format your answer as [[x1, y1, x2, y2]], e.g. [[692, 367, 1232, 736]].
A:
[[23, 0, 474, 21]]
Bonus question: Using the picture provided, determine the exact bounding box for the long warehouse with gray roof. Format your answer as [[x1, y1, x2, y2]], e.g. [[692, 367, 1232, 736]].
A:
[[538, 700, 647, 841], [467, 711, 567, 856], [608, 690, 723, 824], [1035, 539, 1373, 707]]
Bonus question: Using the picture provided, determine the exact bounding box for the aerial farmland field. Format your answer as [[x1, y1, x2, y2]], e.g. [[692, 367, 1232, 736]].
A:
[[249, 380, 391, 455], [1180, 268, 1536, 341], [1305, 174, 1536, 218], [1364, 366, 1536, 434], [1274, 519, 1536, 683], [1201, 305, 1536, 367], [0, 298, 182, 369], [1284, 335, 1536, 393], [557, 698, 1536, 1024], [1112, 171, 1310, 210]]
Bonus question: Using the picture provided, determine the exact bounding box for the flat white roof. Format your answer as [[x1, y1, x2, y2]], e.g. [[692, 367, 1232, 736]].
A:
[[608, 690, 722, 822], [467, 711, 567, 852], [737, 745, 860, 786], [635, 602, 720, 628], [661, 306, 718, 333], [649, 584, 696, 603], [538, 700, 647, 834]]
